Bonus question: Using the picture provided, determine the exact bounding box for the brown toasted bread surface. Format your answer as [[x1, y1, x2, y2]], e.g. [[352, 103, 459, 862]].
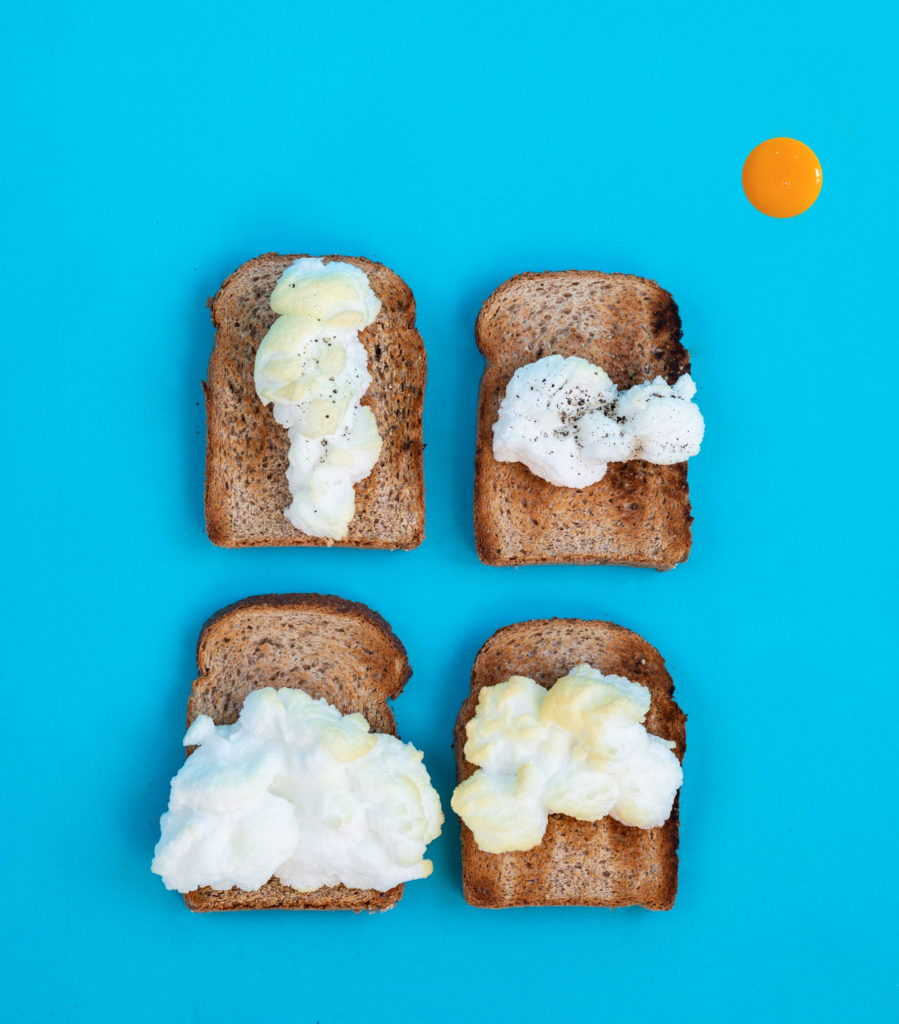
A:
[[205, 253, 426, 549], [183, 593, 411, 912], [453, 618, 686, 909], [474, 271, 693, 568]]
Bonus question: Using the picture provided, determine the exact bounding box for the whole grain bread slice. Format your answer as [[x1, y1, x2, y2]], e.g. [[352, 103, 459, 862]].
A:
[[453, 618, 686, 909], [183, 593, 412, 912], [474, 271, 694, 568], [205, 253, 426, 549]]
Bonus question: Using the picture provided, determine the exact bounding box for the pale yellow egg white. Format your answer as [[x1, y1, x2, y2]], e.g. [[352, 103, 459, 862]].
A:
[[253, 258, 384, 540], [452, 664, 683, 853]]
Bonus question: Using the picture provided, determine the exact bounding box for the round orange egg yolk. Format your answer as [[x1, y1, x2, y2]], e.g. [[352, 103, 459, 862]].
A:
[[742, 138, 822, 218]]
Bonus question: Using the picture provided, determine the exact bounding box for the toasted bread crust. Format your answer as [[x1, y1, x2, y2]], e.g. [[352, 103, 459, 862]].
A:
[[183, 593, 411, 912], [474, 271, 694, 568], [453, 618, 686, 909], [205, 253, 426, 549]]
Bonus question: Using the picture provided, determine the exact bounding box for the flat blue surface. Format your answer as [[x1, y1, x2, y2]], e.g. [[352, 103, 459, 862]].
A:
[[3, 1, 897, 1021]]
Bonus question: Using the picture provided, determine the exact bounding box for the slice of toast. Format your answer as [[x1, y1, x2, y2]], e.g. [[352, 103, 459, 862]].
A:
[[474, 271, 694, 568], [205, 253, 426, 549], [182, 593, 412, 912], [453, 618, 686, 909]]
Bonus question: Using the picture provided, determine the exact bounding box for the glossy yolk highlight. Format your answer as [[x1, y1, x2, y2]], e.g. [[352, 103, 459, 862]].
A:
[[742, 138, 822, 218]]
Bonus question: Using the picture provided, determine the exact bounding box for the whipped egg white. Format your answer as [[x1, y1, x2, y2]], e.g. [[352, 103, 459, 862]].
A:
[[254, 258, 383, 540], [152, 687, 443, 894], [492, 355, 704, 488], [451, 665, 682, 853]]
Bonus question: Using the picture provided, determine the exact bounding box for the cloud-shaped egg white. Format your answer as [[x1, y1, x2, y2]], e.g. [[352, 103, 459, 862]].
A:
[[451, 665, 682, 853], [152, 687, 443, 894]]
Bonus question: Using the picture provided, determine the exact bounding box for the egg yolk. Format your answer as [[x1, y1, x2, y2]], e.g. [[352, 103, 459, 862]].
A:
[[742, 138, 822, 218]]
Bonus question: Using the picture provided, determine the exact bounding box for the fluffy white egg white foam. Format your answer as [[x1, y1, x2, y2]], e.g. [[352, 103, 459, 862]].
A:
[[152, 687, 443, 894], [492, 354, 704, 488]]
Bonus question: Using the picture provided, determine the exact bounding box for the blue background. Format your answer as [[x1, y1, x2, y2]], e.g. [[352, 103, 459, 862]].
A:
[[4, 1, 897, 1021]]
